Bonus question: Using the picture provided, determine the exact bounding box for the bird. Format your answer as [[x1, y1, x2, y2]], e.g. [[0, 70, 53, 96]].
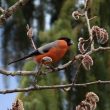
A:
[[8, 37, 74, 65]]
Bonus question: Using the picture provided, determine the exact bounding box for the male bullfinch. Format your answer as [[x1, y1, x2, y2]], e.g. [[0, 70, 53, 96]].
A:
[[8, 37, 74, 65]]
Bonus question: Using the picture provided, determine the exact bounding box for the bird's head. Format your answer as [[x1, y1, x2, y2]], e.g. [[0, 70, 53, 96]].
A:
[[58, 37, 74, 46]]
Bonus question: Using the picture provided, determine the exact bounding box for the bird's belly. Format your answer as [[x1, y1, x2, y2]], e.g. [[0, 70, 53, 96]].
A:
[[34, 47, 67, 64]]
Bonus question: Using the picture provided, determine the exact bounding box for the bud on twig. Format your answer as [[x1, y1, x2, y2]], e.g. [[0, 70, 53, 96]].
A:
[[26, 24, 37, 50], [26, 24, 33, 39], [78, 37, 86, 54], [42, 56, 53, 64]]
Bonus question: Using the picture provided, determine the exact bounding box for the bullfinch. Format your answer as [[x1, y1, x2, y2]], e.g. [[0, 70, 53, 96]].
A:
[[8, 37, 74, 65]]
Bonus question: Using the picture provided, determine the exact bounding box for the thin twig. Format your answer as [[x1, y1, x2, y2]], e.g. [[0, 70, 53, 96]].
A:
[[0, 80, 110, 94], [30, 38, 37, 50], [84, 10, 95, 51], [84, 0, 90, 11], [72, 62, 81, 84], [87, 47, 110, 55], [84, 11, 92, 39], [26, 24, 37, 50], [89, 16, 97, 21]]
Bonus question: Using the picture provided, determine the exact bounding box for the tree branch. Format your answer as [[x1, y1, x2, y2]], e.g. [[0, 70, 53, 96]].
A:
[[0, 60, 74, 76], [0, 69, 38, 76], [0, 0, 29, 25], [0, 80, 110, 94]]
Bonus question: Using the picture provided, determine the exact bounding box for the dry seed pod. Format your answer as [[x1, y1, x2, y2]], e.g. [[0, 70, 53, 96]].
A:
[[82, 55, 93, 70], [75, 92, 99, 110], [11, 99, 24, 110], [86, 92, 99, 103], [76, 100, 91, 110], [91, 26, 109, 44], [78, 37, 86, 54], [72, 11, 80, 20], [85, 92, 99, 110]]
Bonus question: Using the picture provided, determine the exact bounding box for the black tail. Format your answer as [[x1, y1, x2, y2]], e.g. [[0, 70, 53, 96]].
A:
[[8, 50, 39, 65]]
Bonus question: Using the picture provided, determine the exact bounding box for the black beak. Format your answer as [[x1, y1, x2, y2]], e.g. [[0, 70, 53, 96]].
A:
[[70, 40, 74, 45]]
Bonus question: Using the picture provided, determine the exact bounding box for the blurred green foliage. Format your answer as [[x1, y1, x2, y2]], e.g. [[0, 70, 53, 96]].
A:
[[1, 0, 110, 110]]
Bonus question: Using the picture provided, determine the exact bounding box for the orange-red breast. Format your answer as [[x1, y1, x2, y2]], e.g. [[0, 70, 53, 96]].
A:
[[8, 37, 74, 65]]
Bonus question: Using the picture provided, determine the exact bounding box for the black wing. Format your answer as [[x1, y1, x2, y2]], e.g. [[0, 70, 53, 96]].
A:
[[8, 50, 39, 65], [8, 40, 58, 65]]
